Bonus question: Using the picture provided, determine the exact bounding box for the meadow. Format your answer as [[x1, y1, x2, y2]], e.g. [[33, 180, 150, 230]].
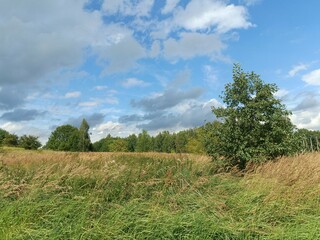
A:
[[0, 149, 320, 239]]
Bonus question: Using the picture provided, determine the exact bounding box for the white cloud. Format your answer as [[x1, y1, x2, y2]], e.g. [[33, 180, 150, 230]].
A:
[[274, 89, 289, 99], [95, 24, 146, 74], [242, 0, 262, 6], [288, 64, 308, 77], [105, 97, 119, 105], [95, 86, 108, 91], [149, 40, 161, 58], [174, 0, 253, 33], [102, 0, 155, 17], [0, 122, 23, 133], [292, 110, 320, 130], [95, 121, 122, 132], [163, 32, 225, 60], [203, 65, 218, 85], [162, 0, 180, 14], [65, 91, 81, 98], [79, 101, 99, 107], [122, 78, 148, 88], [302, 69, 320, 85], [0, 0, 106, 86]]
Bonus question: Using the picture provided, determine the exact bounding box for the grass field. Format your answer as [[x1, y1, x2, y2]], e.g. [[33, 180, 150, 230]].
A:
[[0, 149, 320, 239]]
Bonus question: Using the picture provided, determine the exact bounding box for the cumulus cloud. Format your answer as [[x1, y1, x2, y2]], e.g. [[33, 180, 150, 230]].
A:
[[302, 69, 320, 85], [95, 24, 146, 74], [121, 99, 221, 131], [131, 69, 203, 111], [0, 0, 106, 86], [0, 122, 24, 133], [292, 94, 320, 111], [173, 0, 253, 33], [64, 91, 81, 98], [132, 88, 203, 112], [163, 32, 225, 60], [121, 78, 149, 88], [65, 113, 105, 128], [0, 109, 46, 122], [102, 0, 155, 17], [162, 0, 180, 14], [0, 1, 148, 109], [118, 70, 223, 132]]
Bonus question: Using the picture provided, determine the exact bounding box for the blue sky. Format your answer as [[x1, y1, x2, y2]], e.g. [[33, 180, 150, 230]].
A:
[[1, 0, 320, 143]]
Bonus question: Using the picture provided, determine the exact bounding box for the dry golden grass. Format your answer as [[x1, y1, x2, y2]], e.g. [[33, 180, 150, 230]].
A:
[[241, 152, 320, 205], [0, 149, 211, 165], [255, 152, 320, 187]]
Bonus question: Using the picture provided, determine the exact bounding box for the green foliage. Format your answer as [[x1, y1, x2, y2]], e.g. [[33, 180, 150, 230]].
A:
[[126, 134, 137, 152], [294, 128, 320, 152], [136, 130, 152, 152], [211, 64, 296, 169], [19, 135, 42, 150], [3, 133, 19, 147], [0, 128, 9, 145], [79, 119, 92, 152], [92, 128, 210, 153], [45, 125, 81, 151], [109, 138, 128, 152]]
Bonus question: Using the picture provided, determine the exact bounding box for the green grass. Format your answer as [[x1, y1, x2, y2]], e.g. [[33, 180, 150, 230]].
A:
[[0, 151, 319, 239]]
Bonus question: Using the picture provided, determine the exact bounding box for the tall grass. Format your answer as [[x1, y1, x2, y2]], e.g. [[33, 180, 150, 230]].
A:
[[0, 150, 319, 239]]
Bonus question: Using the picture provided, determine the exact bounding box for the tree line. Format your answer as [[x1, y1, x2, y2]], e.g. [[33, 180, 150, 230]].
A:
[[1, 65, 319, 169], [0, 128, 41, 150]]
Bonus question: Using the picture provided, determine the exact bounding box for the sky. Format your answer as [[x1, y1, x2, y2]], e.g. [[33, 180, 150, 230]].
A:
[[1, 0, 320, 144]]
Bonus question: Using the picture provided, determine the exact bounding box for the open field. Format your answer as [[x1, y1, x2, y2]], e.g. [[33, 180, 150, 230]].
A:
[[1, 149, 320, 239]]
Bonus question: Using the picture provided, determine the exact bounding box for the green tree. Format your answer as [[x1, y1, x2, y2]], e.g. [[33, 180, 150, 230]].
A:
[[45, 125, 80, 151], [136, 130, 152, 152], [126, 134, 137, 152], [211, 64, 296, 169], [19, 135, 42, 150], [3, 133, 19, 147], [0, 128, 9, 145], [109, 138, 128, 152], [79, 119, 92, 152]]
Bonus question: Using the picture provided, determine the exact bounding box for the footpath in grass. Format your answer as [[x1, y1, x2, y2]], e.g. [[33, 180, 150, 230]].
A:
[[0, 150, 320, 239]]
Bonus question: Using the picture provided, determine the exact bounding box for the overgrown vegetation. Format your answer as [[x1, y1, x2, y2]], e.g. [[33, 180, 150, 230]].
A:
[[0, 150, 319, 239]]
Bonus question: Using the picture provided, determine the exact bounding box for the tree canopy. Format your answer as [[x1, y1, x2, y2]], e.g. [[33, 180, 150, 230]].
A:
[[210, 64, 296, 169], [45, 125, 81, 151]]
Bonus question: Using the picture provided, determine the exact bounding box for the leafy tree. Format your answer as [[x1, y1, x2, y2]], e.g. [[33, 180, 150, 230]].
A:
[[46, 125, 80, 151], [136, 130, 152, 152], [211, 64, 296, 169], [0, 128, 9, 145], [109, 138, 128, 152], [174, 132, 188, 153], [19, 135, 42, 150], [126, 134, 137, 152], [79, 118, 92, 152], [3, 133, 19, 147]]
